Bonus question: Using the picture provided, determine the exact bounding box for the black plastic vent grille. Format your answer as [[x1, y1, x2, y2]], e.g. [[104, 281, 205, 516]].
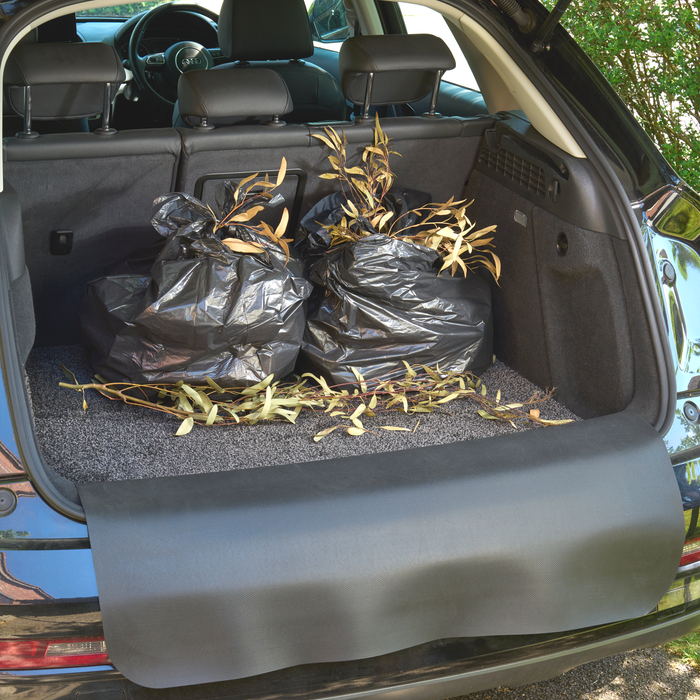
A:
[[479, 148, 546, 197]]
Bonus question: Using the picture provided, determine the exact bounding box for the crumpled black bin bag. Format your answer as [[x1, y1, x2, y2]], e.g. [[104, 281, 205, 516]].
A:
[[81, 192, 312, 387], [301, 232, 493, 386]]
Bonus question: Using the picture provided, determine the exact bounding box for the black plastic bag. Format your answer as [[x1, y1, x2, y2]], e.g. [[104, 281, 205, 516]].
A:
[[298, 191, 493, 386], [81, 189, 312, 388]]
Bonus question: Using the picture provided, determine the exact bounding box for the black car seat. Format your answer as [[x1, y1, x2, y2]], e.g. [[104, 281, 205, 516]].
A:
[[3, 42, 182, 345], [175, 0, 347, 127]]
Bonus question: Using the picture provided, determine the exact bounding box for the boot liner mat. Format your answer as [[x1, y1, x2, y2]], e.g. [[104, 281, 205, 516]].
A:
[[78, 410, 684, 688], [26, 344, 579, 482]]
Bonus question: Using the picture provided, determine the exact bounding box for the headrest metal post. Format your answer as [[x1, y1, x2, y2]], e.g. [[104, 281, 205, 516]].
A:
[[18, 85, 39, 139], [194, 116, 216, 131], [424, 70, 444, 119], [360, 72, 374, 121], [265, 115, 286, 127], [95, 83, 117, 136]]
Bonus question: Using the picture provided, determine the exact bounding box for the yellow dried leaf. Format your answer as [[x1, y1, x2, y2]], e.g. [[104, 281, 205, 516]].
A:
[[240, 375, 274, 395], [174, 416, 194, 436], [324, 399, 340, 413], [327, 127, 343, 150], [229, 205, 264, 223], [205, 377, 226, 393], [381, 426, 411, 432], [182, 384, 205, 408], [178, 393, 194, 413], [276, 157, 287, 187], [301, 372, 333, 395], [222, 238, 265, 255], [233, 172, 259, 200], [349, 403, 366, 421], [313, 426, 339, 442], [205, 405, 218, 426], [346, 426, 366, 436], [351, 367, 367, 394], [274, 208, 290, 240], [197, 390, 213, 414], [436, 392, 461, 405], [377, 211, 394, 231], [258, 386, 273, 420], [311, 132, 335, 149]]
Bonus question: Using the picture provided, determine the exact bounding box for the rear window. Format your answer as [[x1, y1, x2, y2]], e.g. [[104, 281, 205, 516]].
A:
[[75, 0, 222, 18], [396, 2, 478, 91]]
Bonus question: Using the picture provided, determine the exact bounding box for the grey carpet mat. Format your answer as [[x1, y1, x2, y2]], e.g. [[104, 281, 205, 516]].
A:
[[25, 345, 580, 483]]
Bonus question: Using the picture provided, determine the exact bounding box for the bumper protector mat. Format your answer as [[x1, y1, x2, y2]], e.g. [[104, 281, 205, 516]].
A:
[[79, 410, 684, 689]]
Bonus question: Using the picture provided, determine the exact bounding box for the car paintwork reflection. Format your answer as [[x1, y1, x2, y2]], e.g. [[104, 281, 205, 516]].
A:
[[0, 551, 52, 604]]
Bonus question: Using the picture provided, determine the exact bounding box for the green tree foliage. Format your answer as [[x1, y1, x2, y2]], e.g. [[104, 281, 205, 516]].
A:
[[551, 0, 700, 189]]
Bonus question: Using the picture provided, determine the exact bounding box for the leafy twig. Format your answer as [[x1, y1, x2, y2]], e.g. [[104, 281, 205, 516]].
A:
[[59, 363, 572, 438], [311, 116, 500, 281]]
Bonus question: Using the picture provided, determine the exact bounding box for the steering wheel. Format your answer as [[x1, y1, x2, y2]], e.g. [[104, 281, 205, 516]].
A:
[[128, 2, 219, 108]]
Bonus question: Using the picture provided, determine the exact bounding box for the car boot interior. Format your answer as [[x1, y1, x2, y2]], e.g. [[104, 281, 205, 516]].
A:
[[0, 0, 667, 500]]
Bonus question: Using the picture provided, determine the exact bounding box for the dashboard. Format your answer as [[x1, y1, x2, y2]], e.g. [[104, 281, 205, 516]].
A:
[[77, 7, 219, 62]]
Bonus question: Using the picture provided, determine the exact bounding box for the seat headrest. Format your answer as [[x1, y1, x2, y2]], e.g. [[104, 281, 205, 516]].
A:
[[339, 34, 455, 106], [5, 42, 125, 86], [4, 43, 125, 121], [217, 0, 313, 61], [178, 68, 293, 122]]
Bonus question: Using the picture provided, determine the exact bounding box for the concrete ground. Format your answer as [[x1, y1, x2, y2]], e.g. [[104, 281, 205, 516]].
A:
[[452, 648, 700, 700]]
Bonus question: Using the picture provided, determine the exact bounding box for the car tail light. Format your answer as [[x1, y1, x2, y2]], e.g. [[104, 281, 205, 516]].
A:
[[680, 535, 700, 568], [0, 637, 109, 670]]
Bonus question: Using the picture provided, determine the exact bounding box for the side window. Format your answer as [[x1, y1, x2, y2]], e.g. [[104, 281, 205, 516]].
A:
[[307, 0, 350, 52], [397, 2, 479, 91]]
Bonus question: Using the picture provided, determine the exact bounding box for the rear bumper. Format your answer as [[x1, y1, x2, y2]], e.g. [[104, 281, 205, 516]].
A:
[[2, 607, 699, 700]]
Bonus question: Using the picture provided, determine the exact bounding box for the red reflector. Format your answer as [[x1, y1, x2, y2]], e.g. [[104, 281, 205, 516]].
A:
[[0, 637, 109, 670], [680, 549, 700, 567], [680, 535, 700, 567]]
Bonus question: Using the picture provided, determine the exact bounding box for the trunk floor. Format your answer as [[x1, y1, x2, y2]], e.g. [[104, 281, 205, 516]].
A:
[[25, 345, 581, 483]]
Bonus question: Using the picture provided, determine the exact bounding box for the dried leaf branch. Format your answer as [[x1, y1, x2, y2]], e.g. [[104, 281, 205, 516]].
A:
[[59, 363, 571, 438], [210, 157, 293, 263], [312, 116, 501, 281]]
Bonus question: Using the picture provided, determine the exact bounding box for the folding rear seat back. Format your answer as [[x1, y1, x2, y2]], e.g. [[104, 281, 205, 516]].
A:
[[3, 42, 182, 346], [177, 34, 495, 234]]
